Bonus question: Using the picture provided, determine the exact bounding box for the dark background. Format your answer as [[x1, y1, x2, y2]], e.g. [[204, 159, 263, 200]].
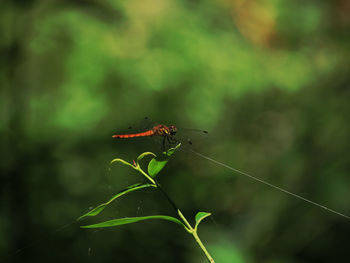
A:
[[1, 0, 350, 262]]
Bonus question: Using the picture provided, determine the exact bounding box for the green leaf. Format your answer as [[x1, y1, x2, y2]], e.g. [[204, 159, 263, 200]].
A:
[[148, 143, 181, 177], [81, 215, 186, 229], [78, 183, 155, 221], [194, 212, 211, 229]]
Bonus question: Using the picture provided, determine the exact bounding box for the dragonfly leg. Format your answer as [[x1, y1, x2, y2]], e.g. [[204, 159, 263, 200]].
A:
[[162, 136, 166, 151], [166, 135, 177, 145]]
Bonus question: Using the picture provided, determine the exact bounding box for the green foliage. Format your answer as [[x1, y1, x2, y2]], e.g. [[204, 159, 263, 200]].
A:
[[81, 215, 185, 229], [21, 0, 341, 133], [77, 183, 155, 221], [194, 212, 211, 230], [79, 144, 214, 262], [148, 143, 181, 177]]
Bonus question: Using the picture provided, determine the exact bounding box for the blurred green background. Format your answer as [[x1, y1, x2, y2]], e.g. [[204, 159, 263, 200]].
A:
[[1, 0, 350, 262]]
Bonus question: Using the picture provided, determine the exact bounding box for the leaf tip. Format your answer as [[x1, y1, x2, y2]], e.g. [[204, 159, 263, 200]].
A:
[[195, 212, 212, 229]]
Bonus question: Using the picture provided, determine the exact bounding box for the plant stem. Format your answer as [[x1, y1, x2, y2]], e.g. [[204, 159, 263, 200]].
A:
[[177, 209, 193, 230], [192, 230, 215, 263], [177, 210, 214, 262], [155, 180, 215, 263], [138, 168, 156, 185]]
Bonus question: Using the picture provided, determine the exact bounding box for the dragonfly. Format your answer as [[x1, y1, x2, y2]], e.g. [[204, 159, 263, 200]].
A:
[[112, 124, 208, 149]]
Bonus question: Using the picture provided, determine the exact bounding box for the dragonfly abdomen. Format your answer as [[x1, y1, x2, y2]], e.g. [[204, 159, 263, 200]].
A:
[[112, 130, 155, 138]]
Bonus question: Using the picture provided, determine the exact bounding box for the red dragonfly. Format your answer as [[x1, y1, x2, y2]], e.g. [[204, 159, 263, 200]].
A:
[[112, 124, 207, 149]]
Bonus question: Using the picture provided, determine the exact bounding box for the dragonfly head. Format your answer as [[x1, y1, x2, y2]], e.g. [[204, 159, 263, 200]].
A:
[[168, 125, 177, 136]]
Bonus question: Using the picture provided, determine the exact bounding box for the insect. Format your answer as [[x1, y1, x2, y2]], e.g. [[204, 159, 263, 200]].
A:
[[112, 124, 207, 149]]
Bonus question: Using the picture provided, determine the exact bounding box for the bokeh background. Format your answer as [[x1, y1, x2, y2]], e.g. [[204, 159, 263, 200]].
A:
[[1, 0, 350, 262]]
